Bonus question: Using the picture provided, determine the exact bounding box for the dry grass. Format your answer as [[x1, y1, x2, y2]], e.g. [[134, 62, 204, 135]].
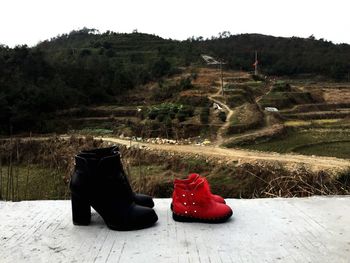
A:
[[191, 68, 249, 87], [0, 137, 349, 200], [207, 163, 350, 198], [248, 167, 350, 198], [119, 146, 350, 198], [284, 119, 342, 127], [0, 136, 104, 200], [283, 110, 350, 120], [226, 103, 264, 135], [323, 88, 350, 103]]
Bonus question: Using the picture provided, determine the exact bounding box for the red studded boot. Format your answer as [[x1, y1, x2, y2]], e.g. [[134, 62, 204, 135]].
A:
[[174, 173, 226, 204], [172, 178, 233, 223]]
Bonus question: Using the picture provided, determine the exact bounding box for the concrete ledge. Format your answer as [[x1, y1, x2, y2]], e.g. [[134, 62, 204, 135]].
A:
[[0, 197, 349, 262]]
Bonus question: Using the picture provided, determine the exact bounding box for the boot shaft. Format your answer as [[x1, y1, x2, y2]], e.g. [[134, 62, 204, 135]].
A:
[[73, 146, 124, 183], [73, 146, 155, 209], [174, 174, 226, 204], [77, 146, 128, 180], [71, 150, 134, 203]]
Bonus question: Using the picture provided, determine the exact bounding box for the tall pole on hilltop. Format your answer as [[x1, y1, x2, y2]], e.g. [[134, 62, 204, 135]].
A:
[[220, 61, 224, 96], [201, 54, 225, 96], [254, 50, 258, 76]]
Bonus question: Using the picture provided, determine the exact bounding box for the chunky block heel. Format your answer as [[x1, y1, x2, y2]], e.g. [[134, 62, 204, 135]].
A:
[[71, 192, 91, 225]]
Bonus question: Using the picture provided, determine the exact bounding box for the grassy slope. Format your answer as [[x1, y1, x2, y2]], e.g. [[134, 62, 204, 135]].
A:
[[0, 165, 67, 200], [239, 128, 350, 159]]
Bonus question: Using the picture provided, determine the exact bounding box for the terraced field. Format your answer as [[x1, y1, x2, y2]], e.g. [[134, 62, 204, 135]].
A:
[[53, 68, 235, 140], [45, 68, 350, 160], [240, 128, 350, 159], [230, 81, 350, 159]]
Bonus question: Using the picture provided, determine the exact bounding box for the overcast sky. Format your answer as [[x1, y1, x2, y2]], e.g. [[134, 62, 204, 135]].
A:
[[1, 0, 350, 47]]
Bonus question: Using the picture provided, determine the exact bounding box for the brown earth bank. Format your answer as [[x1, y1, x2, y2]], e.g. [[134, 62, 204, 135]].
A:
[[100, 137, 350, 174], [0, 136, 349, 200]]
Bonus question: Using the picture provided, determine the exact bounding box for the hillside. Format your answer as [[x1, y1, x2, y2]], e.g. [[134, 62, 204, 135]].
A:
[[1, 66, 350, 200], [21, 66, 350, 161], [1, 29, 350, 135]]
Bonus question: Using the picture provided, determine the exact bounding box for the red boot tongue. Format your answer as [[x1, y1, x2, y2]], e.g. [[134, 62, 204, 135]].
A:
[[188, 173, 200, 181], [190, 179, 212, 203], [174, 173, 200, 185]]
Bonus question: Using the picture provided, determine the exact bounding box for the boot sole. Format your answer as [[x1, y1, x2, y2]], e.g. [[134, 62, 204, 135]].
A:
[[107, 220, 157, 231], [73, 221, 90, 226], [170, 201, 226, 211], [172, 210, 233, 223], [73, 217, 158, 231]]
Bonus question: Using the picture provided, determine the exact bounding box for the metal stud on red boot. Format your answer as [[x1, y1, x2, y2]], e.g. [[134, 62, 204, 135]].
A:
[[172, 178, 233, 223]]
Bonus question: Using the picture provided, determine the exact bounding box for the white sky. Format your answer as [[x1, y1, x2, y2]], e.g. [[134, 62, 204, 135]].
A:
[[1, 0, 350, 47]]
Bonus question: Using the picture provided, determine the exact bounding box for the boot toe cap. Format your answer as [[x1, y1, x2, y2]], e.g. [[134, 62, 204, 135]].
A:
[[134, 193, 154, 208], [128, 204, 158, 230], [212, 194, 226, 204]]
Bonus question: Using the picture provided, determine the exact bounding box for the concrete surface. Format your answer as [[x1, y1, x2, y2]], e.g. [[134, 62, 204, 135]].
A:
[[0, 197, 349, 263]]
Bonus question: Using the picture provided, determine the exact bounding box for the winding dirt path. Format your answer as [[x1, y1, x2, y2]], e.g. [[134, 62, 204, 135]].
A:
[[256, 81, 274, 104], [207, 77, 274, 147], [4, 135, 349, 173], [224, 124, 285, 144], [100, 137, 350, 174], [207, 91, 234, 146]]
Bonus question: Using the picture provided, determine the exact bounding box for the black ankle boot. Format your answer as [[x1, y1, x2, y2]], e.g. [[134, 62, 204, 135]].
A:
[[79, 146, 154, 208], [70, 151, 158, 230]]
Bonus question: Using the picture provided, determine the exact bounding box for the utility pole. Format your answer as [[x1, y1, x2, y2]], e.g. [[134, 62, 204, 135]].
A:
[[254, 50, 258, 76], [201, 54, 226, 96], [220, 61, 224, 96]]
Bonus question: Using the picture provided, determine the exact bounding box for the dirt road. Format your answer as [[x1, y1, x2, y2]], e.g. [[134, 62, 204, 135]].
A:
[[207, 92, 234, 146], [100, 137, 350, 174]]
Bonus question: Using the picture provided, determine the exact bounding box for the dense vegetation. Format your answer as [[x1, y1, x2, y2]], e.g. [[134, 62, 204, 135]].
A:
[[1, 28, 350, 134], [0, 29, 194, 134], [198, 33, 350, 79]]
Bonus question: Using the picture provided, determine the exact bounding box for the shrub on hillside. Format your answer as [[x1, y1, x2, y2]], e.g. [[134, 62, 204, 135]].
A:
[[271, 82, 292, 92], [218, 111, 227, 122], [151, 76, 194, 101], [226, 103, 264, 134], [200, 107, 210, 124], [177, 95, 211, 107], [147, 103, 193, 123], [176, 105, 194, 122], [260, 91, 315, 109], [227, 94, 250, 108]]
